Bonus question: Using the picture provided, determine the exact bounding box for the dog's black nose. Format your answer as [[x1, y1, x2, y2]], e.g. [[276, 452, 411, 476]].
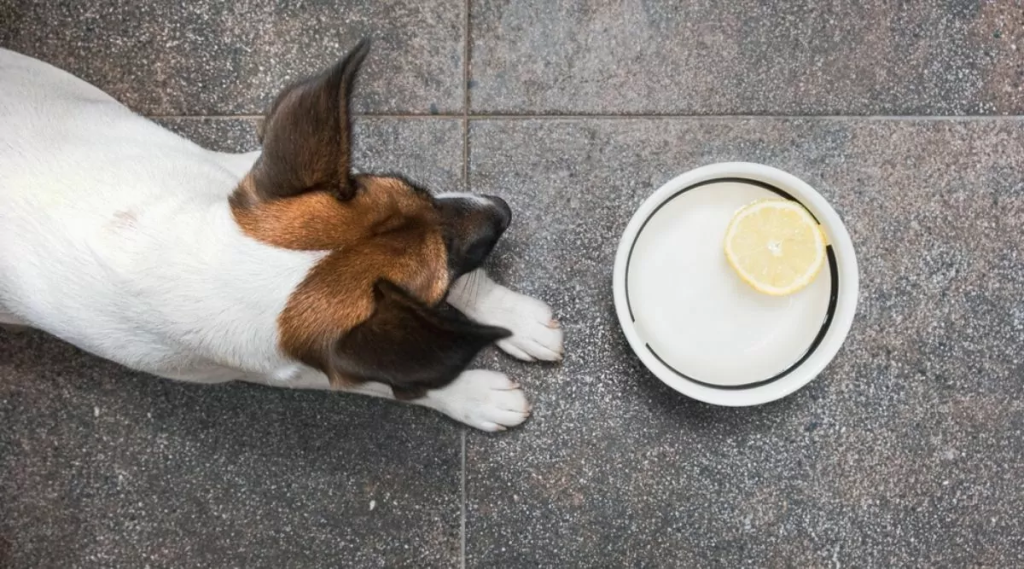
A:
[[484, 195, 512, 230]]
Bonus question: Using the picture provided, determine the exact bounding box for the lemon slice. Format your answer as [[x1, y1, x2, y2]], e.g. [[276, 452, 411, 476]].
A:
[[724, 199, 826, 296]]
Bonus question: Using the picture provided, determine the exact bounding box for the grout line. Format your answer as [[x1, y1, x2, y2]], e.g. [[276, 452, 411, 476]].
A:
[[461, 0, 471, 192], [463, 113, 1024, 121], [461, 118, 470, 192], [146, 113, 463, 120], [460, 3, 471, 567], [460, 429, 467, 569], [148, 113, 1024, 121], [148, 114, 264, 119]]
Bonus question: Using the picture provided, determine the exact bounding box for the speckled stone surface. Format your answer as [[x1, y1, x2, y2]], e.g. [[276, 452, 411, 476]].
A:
[[156, 117, 466, 192], [0, 0, 465, 115], [0, 119, 466, 569], [464, 118, 1024, 567], [5, 1, 1024, 567], [470, 1, 1024, 115]]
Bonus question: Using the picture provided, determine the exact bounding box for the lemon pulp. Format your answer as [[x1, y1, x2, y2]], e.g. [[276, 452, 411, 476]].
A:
[[724, 199, 826, 296]]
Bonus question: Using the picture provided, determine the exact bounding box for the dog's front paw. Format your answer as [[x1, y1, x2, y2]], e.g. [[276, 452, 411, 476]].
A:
[[421, 370, 530, 431], [447, 270, 564, 362], [493, 292, 564, 362]]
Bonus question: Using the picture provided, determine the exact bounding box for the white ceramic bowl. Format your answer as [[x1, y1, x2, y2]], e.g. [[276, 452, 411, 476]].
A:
[[612, 162, 858, 406]]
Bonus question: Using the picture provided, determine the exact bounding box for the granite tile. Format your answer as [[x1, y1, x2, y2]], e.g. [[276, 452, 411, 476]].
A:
[[470, 1, 1024, 115], [0, 0, 465, 115], [0, 334, 462, 569], [464, 118, 1024, 567], [155, 117, 264, 153], [0, 117, 467, 569], [156, 117, 466, 193]]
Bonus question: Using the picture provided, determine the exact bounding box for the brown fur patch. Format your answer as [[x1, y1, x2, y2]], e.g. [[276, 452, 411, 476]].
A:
[[226, 41, 500, 392], [231, 175, 450, 385], [232, 175, 435, 251]]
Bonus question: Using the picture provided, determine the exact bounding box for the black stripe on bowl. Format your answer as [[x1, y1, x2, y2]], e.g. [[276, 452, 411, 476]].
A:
[[624, 176, 840, 390]]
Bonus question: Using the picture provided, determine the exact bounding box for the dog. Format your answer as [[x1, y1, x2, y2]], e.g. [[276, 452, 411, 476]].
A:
[[0, 41, 563, 431]]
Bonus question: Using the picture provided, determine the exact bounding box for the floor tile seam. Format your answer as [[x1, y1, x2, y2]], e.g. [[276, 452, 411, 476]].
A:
[[148, 113, 1024, 121]]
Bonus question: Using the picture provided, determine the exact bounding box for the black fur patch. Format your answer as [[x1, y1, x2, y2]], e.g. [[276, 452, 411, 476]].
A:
[[331, 280, 511, 398]]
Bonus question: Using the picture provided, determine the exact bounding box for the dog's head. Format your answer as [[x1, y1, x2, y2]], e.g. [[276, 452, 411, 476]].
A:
[[230, 41, 511, 399]]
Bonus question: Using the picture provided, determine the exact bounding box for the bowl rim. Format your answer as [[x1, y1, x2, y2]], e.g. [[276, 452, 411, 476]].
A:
[[612, 162, 859, 407]]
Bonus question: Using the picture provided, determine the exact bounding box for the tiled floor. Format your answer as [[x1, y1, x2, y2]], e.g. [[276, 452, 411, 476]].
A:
[[2, 1, 1023, 567]]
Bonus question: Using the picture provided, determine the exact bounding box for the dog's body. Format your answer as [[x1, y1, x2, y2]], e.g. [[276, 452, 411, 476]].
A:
[[0, 46, 562, 430], [0, 49, 307, 385]]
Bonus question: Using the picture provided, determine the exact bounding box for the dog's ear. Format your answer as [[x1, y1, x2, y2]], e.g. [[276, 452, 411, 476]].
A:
[[329, 280, 511, 399], [250, 39, 370, 203]]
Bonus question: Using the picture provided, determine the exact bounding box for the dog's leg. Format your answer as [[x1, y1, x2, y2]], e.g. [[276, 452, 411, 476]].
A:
[[447, 270, 564, 362], [338, 372, 529, 431]]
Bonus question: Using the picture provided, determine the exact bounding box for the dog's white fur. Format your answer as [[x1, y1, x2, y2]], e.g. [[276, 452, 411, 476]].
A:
[[0, 49, 562, 431]]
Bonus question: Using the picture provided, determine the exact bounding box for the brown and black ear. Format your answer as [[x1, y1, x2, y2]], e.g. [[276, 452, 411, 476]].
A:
[[330, 280, 511, 400], [249, 39, 370, 203]]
